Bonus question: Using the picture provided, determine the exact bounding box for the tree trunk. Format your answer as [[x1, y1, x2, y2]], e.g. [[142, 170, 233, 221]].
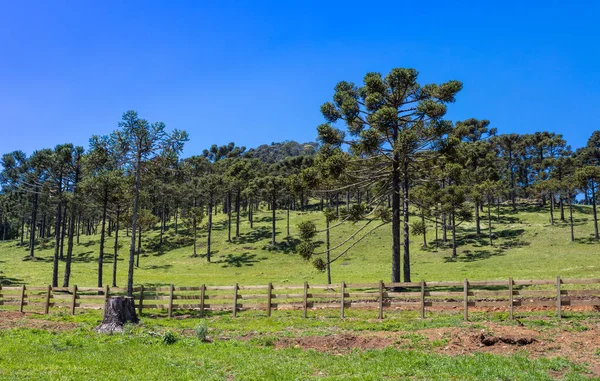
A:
[[63, 165, 79, 288], [475, 201, 481, 235], [95, 297, 139, 333], [402, 160, 411, 283], [569, 196, 574, 242], [29, 190, 38, 258], [52, 197, 62, 287], [560, 196, 565, 221], [225, 191, 231, 242], [421, 211, 427, 248], [592, 182, 599, 239], [391, 151, 401, 284], [113, 211, 120, 287], [488, 200, 493, 246], [326, 217, 331, 285], [207, 193, 213, 262], [451, 211, 457, 259], [127, 152, 141, 297], [549, 192, 554, 225], [249, 197, 253, 229], [60, 211, 67, 260], [193, 220, 197, 257], [98, 193, 109, 288], [235, 189, 241, 239], [136, 227, 142, 267], [271, 195, 276, 246], [286, 206, 290, 237]]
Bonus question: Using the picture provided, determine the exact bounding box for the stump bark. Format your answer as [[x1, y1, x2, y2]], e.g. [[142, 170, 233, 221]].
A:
[[95, 296, 139, 333]]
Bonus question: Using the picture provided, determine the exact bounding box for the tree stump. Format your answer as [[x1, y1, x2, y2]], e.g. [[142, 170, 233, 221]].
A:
[[95, 296, 139, 333]]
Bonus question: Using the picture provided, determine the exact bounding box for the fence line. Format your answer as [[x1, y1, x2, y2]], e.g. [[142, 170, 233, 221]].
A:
[[1, 277, 600, 320]]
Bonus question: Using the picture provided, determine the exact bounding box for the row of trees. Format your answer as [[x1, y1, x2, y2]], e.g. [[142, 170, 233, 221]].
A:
[[1, 67, 599, 289], [299, 68, 600, 284]]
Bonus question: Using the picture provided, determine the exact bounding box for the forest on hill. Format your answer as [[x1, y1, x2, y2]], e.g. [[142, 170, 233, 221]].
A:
[[1, 68, 599, 295]]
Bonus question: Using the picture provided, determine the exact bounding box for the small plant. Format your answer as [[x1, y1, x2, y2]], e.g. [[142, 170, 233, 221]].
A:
[[195, 322, 209, 342], [162, 330, 178, 345]]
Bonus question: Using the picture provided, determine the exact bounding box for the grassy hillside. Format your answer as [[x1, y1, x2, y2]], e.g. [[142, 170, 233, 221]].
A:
[[0, 203, 599, 287]]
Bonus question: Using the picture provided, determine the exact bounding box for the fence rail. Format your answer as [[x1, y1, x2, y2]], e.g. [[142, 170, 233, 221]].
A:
[[1, 276, 600, 320]]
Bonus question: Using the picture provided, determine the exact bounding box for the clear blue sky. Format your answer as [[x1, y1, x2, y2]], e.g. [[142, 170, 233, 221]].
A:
[[1, 1, 598, 157]]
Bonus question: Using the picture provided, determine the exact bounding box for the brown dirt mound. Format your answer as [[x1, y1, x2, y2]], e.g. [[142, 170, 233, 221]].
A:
[[476, 331, 536, 346]]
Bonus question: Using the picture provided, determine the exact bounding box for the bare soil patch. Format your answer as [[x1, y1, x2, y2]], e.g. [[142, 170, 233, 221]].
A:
[[0, 311, 79, 331], [274, 321, 600, 377]]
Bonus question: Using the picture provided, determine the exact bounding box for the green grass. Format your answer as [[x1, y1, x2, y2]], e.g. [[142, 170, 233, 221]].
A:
[[0, 309, 594, 381], [1, 203, 599, 288]]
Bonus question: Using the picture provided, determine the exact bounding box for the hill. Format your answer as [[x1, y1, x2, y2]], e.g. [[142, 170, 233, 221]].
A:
[[1, 202, 598, 287]]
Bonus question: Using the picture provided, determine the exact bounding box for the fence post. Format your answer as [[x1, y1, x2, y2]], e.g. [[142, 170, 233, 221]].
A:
[[463, 278, 468, 321], [508, 277, 513, 320], [340, 281, 345, 319], [44, 285, 51, 314], [199, 284, 205, 318], [168, 284, 174, 318], [267, 282, 272, 317], [19, 285, 26, 313], [138, 285, 144, 316], [303, 281, 308, 318], [556, 276, 561, 319], [420, 280, 426, 319], [378, 280, 384, 320], [71, 285, 77, 315], [232, 283, 238, 318]]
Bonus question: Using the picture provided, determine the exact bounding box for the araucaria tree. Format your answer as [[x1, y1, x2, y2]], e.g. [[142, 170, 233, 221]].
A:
[[317, 68, 462, 282], [112, 110, 188, 296]]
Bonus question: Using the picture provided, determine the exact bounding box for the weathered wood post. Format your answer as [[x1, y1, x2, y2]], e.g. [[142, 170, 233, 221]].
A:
[[19, 285, 26, 313], [199, 284, 205, 318], [303, 281, 308, 318], [463, 279, 468, 321], [378, 280, 384, 320], [138, 285, 144, 316], [420, 280, 426, 319], [71, 285, 77, 315], [508, 277, 513, 320], [556, 276, 562, 319], [267, 282, 272, 317], [340, 281, 345, 319], [168, 284, 174, 318], [232, 283, 238, 318], [44, 285, 51, 314]]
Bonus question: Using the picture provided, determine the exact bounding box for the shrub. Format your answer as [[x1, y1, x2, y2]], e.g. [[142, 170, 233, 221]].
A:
[[162, 330, 178, 345], [195, 322, 209, 341]]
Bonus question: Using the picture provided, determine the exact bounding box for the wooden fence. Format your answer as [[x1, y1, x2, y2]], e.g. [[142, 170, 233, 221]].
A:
[[1, 277, 600, 320]]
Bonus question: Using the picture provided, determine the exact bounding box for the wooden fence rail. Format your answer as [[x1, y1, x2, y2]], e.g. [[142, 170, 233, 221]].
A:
[[1, 277, 600, 320]]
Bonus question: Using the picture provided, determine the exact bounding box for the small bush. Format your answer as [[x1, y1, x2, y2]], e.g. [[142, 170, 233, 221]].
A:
[[162, 330, 178, 345], [195, 322, 209, 341]]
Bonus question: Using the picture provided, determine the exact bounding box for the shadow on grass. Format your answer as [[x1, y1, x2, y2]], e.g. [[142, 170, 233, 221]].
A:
[[261, 237, 306, 254], [214, 253, 263, 268], [0, 272, 24, 285], [232, 227, 272, 244], [142, 264, 173, 271], [573, 236, 599, 245]]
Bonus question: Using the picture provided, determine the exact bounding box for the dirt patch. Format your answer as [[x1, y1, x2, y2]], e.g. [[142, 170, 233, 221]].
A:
[[276, 334, 395, 353], [273, 322, 600, 377], [0, 311, 79, 331], [476, 332, 536, 346]]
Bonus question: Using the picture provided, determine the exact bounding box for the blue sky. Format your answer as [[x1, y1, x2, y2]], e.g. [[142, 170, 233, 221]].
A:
[[1, 1, 598, 157]]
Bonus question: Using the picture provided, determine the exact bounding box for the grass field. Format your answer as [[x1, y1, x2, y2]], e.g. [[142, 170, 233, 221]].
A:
[[1, 203, 598, 288], [0, 308, 598, 380], [2, 203, 600, 380]]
